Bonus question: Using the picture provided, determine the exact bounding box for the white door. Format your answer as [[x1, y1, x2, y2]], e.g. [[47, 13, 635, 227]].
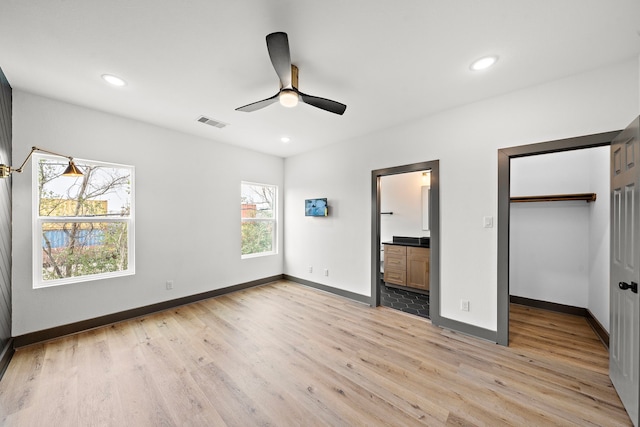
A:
[[611, 117, 640, 426]]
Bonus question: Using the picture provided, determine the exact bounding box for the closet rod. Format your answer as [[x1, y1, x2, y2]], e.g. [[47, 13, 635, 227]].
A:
[[510, 193, 596, 203]]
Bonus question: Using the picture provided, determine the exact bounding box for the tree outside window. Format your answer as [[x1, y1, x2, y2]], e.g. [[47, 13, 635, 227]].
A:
[[241, 182, 277, 257], [35, 155, 134, 287]]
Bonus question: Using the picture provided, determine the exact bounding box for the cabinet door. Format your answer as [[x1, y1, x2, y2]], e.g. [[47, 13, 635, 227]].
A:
[[383, 245, 406, 285], [385, 254, 406, 270], [384, 268, 406, 285], [407, 247, 430, 290], [384, 245, 406, 256]]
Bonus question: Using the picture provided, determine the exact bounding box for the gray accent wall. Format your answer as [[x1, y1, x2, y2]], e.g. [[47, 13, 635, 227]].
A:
[[0, 67, 12, 356]]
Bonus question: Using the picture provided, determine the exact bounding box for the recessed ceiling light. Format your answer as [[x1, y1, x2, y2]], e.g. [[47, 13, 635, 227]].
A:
[[470, 56, 499, 71], [101, 74, 127, 87], [281, 136, 291, 143]]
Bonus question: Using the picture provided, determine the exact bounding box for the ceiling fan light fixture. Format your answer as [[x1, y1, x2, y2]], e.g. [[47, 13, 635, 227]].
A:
[[470, 55, 498, 71], [279, 89, 299, 108]]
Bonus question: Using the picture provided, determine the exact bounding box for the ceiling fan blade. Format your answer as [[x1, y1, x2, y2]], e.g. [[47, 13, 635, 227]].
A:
[[235, 93, 279, 112], [266, 32, 291, 88], [299, 92, 347, 115]]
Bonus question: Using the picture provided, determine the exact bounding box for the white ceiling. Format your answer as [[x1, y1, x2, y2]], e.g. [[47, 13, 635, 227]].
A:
[[1, 0, 639, 158]]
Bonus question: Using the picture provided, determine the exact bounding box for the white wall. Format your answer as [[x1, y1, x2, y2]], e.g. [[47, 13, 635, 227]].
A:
[[284, 58, 638, 332], [509, 202, 590, 306], [12, 91, 284, 336], [510, 147, 610, 331], [511, 149, 594, 195], [380, 171, 430, 244]]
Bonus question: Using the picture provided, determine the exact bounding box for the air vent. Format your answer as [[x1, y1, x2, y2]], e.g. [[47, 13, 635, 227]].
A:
[[196, 115, 228, 129]]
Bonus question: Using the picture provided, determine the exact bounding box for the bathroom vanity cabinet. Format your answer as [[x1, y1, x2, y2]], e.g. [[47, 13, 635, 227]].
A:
[[383, 240, 429, 291]]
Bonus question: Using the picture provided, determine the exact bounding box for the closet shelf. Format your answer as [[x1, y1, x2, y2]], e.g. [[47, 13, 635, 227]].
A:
[[510, 193, 596, 203]]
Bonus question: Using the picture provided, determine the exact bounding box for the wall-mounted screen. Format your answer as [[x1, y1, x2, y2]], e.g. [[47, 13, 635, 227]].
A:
[[305, 198, 328, 217]]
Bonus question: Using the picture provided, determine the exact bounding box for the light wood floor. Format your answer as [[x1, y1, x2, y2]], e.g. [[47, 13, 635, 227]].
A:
[[0, 280, 631, 426]]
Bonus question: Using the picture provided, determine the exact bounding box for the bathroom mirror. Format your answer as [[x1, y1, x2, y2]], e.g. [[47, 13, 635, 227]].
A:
[[422, 186, 430, 231]]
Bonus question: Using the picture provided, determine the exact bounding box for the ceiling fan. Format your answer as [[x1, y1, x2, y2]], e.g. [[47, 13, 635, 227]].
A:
[[236, 32, 347, 115]]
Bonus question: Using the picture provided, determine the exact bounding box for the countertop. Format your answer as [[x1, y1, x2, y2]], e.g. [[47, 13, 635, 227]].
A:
[[382, 241, 430, 248]]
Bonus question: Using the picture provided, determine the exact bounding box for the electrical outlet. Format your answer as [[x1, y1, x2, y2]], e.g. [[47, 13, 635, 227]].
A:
[[460, 299, 470, 311], [166, 280, 174, 290], [324, 269, 329, 276], [308, 266, 313, 273]]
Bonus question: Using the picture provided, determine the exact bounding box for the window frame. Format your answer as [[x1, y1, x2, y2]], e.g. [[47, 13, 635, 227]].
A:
[[32, 154, 135, 288], [241, 181, 278, 259]]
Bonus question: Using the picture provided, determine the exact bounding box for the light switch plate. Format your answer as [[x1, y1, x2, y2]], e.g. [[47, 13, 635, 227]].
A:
[[483, 216, 494, 228]]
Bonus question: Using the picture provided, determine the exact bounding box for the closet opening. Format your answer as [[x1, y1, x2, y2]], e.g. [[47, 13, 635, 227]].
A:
[[509, 147, 610, 346], [496, 130, 619, 345]]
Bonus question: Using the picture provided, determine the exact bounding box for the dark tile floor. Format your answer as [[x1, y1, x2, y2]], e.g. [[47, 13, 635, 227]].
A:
[[380, 283, 429, 318]]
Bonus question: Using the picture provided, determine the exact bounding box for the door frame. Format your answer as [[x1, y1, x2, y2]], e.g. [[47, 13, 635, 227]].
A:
[[496, 130, 620, 345], [371, 160, 441, 324]]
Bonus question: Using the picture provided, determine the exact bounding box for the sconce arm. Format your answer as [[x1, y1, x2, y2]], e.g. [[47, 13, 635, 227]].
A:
[[0, 146, 76, 178]]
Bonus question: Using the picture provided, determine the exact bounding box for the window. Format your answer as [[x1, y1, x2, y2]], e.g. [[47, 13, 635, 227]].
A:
[[34, 154, 134, 287], [241, 182, 277, 257]]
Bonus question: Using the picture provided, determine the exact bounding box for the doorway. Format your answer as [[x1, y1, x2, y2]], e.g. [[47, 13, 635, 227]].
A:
[[510, 147, 610, 341], [379, 171, 431, 318], [496, 130, 620, 345], [371, 160, 441, 325]]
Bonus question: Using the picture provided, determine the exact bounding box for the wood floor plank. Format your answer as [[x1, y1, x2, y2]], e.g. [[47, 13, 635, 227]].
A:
[[111, 345, 177, 427], [0, 280, 632, 426], [25, 337, 80, 426], [76, 338, 127, 426], [0, 343, 44, 418]]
